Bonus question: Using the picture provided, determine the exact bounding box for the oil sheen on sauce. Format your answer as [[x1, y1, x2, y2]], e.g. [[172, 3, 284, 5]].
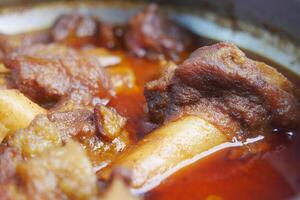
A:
[[108, 47, 300, 200]]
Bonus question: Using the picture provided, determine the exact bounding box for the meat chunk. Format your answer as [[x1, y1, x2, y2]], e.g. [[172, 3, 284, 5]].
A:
[[4, 44, 111, 103], [98, 23, 125, 49], [51, 12, 124, 49], [145, 42, 300, 139], [48, 107, 96, 142], [16, 142, 98, 200], [125, 4, 192, 61], [0, 31, 50, 59], [51, 13, 100, 48]]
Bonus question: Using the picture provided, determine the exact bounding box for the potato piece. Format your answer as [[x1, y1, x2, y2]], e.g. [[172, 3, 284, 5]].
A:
[[17, 142, 98, 199], [0, 63, 10, 74], [99, 116, 227, 188], [106, 65, 137, 93], [0, 122, 8, 143], [0, 90, 46, 135], [94, 104, 127, 142], [8, 115, 62, 157]]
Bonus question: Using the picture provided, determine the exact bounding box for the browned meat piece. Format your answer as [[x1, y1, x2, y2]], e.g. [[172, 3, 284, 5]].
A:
[[51, 12, 125, 49], [4, 44, 111, 103], [48, 108, 95, 142], [0, 31, 50, 59], [98, 24, 125, 49], [125, 4, 192, 61], [145, 42, 300, 139], [51, 13, 100, 48]]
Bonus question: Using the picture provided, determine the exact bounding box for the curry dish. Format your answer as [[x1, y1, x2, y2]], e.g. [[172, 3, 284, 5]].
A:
[[0, 4, 299, 200]]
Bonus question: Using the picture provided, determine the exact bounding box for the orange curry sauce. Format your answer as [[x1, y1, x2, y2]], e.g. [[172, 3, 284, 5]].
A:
[[105, 48, 300, 200]]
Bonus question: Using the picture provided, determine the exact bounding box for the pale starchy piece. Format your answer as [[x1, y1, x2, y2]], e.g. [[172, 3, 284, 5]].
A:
[[99, 115, 227, 188], [106, 65, 137, 93], [16, 142, 98, 200], [94, 104, 127, 142], [0, 90, 46, 136], [0, 123, 9, 143], [8, 115, 62, 157], [0, 63, 10, 74]]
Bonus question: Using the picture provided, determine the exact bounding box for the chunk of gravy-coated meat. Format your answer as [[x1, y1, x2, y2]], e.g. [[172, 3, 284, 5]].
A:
[[125, 4, 192, 61], [51, 13, 100, 47], [4, 44, 111, 103], [145, 42, 300, 139], [98, 23, 125, 49], [0, 31, 50, 59]]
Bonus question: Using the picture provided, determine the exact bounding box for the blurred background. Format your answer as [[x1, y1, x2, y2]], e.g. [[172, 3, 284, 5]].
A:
[[0, 0, 299, 43]]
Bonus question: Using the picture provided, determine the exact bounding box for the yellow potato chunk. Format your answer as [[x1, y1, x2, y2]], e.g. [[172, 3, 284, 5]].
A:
[[94, 104, 127, 142], [0, 90, 46, 136], [106, 65, 137, 93], [17, 142, 98, 200], [0, 122, 8, 143], [8, 115, 62, 157], [0, 63, 10, 74]]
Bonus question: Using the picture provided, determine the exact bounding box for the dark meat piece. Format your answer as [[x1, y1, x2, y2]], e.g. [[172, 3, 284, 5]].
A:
[[48, 108, 95, 142], [51, 12, 125, 49], [98, 24, 125, 49], [145, 42, 300, 139], [0, 31, 50, 60], [51, 13, 100, 48], [4, 44, 111, 103], [125, 4, 192, 61]]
